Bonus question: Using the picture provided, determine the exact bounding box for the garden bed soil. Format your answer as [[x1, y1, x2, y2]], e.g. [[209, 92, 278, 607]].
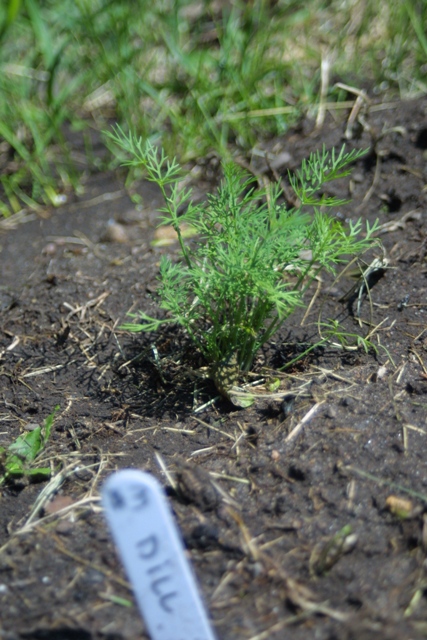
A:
[[1, 95, 427, 640]]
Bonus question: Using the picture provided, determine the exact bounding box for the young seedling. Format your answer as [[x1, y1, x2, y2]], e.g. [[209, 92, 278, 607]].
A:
[[108, 127, 380, 397], [0, 405, 59, 485]]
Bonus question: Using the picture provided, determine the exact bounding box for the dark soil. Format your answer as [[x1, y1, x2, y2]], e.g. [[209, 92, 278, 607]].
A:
[[2, 96, 427, 640]]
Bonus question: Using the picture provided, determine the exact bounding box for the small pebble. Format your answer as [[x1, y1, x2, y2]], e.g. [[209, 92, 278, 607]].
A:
[[42, 242, 57, 255], [117, 208, 144, 224], [324, 405, 337, 419], [101, 220, 129, 243], [377, 365, 388, 379], [44, 495, 75, 515], [23, 422, 40, 431], [56, 519, 74, 536], [268, 151, 292, 170]]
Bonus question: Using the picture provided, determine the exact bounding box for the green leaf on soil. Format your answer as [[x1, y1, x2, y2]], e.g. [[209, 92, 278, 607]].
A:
[[103, 594, 133, 608], [8, 428, 43, 462], [266, 378, 281, 392], [0, 405, 59, 485]]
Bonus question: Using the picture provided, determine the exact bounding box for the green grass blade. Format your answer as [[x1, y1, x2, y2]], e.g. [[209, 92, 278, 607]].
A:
[[405, 0, 427, 60], [42, 404, 60, 443], [24, 0, 55, 68]]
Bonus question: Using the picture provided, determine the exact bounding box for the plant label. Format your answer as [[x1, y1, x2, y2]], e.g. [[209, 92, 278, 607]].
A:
[[102, 469, 218, 640]]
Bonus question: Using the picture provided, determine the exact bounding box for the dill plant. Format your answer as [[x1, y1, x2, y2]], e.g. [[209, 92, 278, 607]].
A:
[[109, 127, 379, 392]]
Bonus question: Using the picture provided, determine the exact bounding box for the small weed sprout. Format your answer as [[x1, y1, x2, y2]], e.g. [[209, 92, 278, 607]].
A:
[[0, 405, 59, 485], [109, 127, 380, 393]]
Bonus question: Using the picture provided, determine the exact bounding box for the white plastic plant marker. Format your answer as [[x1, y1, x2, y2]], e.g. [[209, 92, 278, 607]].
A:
[[102, 469, 218, 640]]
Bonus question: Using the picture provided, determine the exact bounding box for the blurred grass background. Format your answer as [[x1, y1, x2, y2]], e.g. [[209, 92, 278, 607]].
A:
[[0, 0, 426, 216]]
